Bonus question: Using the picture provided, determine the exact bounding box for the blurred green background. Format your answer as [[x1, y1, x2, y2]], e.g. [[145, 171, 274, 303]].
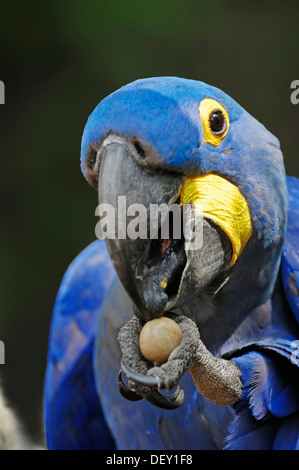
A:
[[0, 0, 299, 445]]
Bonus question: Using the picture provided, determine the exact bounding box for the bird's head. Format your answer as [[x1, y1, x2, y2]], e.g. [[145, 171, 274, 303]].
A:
[[81, 77, 287, 330]]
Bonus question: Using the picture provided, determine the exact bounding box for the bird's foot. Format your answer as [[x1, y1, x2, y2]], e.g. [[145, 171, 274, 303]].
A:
[[117, 313, 200, 409], [118, 311, 243, 409]]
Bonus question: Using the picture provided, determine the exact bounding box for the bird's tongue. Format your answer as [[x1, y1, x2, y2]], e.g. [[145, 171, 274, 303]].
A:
[[161, 238, 171, 254]]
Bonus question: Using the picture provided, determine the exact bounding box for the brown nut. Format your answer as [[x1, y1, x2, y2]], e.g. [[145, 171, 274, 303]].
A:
[[139, 317, 182, 362]]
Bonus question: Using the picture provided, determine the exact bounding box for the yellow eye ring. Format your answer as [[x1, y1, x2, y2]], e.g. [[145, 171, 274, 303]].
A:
[[199, 98, 229, 147]]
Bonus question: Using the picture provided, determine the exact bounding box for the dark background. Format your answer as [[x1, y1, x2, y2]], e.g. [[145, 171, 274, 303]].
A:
[[0, 0, 298, 445]]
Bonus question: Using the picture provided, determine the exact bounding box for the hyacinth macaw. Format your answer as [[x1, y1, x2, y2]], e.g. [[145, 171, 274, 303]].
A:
[[44, 77, 299, 450]]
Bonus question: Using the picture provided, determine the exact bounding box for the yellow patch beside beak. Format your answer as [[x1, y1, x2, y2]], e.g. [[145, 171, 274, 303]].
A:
[[180, 174, 252, 265]]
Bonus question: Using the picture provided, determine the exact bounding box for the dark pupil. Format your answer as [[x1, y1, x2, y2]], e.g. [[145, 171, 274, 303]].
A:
[[209, 110, 226, 135]]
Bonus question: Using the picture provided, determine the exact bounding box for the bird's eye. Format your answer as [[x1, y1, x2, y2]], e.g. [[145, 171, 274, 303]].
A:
[[209, 110, 227, 135], [199, 98, 229, 147]]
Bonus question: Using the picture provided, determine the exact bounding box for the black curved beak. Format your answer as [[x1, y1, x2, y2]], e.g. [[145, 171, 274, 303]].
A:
[[97, 140, 185, 321], [97, 139, 232, 322]]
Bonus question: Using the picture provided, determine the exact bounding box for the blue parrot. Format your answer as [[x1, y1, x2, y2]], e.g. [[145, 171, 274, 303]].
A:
[[44, 77, 299, 450]]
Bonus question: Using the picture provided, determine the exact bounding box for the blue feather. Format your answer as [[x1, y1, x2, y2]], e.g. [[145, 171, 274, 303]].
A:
[[225, 408, 278, 450], [233, 351, 299, 419], [281, 176, 299, 325], [44, 239, 116, 449]]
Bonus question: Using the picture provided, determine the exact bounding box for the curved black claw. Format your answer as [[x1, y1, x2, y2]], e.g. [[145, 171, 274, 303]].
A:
[[117, 370, 143, 402], [120, 360, 185, 410], [142, 386, 185, 410], [121, 359, 161, 389]]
